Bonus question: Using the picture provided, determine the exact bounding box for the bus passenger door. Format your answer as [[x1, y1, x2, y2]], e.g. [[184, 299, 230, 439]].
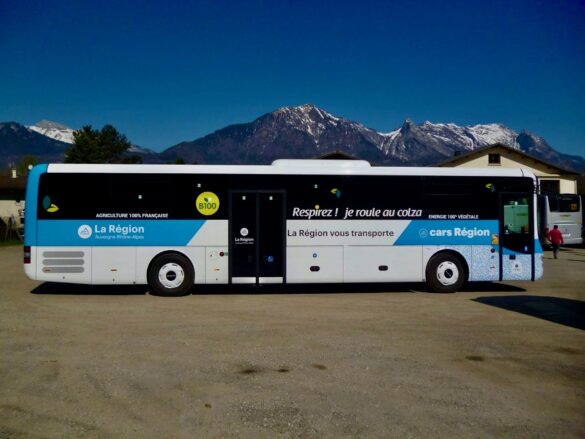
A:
[[499, 193, 535, 281], [229, 191, 285, 284]]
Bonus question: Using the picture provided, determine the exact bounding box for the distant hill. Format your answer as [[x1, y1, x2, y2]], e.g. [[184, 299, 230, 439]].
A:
[[2, 106, 584, 171]]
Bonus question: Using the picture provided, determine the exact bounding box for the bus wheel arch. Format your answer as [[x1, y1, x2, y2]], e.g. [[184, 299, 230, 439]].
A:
[[425, 250, 468, 293], [147, 251, 194, 297]]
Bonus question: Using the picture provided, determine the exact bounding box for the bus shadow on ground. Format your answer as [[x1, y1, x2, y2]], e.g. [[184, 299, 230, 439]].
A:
[[31, 282, 149, 296], [30, 281, 526, 296], [473, 295, 585, 331], [457, 282, 526, 293], [238, 282, 526, 295], [31, 282, 421, 296]]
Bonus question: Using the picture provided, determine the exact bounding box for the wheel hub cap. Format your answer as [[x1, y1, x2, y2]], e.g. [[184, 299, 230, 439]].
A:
[[158, 263, 185, 289], [436, 261, 459, 286]]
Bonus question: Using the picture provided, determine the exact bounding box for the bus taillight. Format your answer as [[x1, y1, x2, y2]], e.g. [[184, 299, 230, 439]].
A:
[[24, 246, 31, 264]]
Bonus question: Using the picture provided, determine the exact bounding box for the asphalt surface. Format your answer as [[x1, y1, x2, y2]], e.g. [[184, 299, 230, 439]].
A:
[[1, 244, 584, 438]]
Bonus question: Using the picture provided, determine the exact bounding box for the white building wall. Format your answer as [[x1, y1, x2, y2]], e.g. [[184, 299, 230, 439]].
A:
[[444, 151, 578, 194], [0, 200, 24, 238], [0, 200, 23, 221]]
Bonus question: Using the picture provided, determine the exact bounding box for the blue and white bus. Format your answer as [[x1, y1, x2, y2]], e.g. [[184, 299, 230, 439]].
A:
[[24, 161, 543, 296]]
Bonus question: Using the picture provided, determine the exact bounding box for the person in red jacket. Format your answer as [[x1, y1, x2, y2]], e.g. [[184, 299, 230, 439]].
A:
[[547, 225, 564, 259]]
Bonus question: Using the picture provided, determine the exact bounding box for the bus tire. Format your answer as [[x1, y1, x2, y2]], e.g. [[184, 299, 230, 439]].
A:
[[425, 252, 466, 293], [148, 253, 194, 297]]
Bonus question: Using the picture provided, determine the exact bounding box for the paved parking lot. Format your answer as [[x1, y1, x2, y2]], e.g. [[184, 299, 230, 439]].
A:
[[1, 244, 584, 438]]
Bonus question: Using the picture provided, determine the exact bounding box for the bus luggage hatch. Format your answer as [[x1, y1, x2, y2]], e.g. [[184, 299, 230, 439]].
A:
[[229, 191, 285, 284]]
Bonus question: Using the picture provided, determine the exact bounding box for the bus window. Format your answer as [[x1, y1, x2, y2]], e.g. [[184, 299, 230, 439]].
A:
[[501, 194, 533, 258], [558, 195, 580, 212], [548, 194, 580, 213], [504, 201, 530, 234]]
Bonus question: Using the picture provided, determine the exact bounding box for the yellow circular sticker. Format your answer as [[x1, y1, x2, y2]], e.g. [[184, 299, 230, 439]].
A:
[[196, 191, 220, 216]]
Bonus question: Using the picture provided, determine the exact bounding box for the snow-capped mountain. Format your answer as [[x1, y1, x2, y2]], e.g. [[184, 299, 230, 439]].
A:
[[376, 120, 522, 163], [2, 105, 584, 171], [159, 104, 585, 171], [380, 121, 519, 159], [28, 120, 75, 144], [27, 120, 155, 156], [0, 122, 70, 167], [128, 144, 156, 155], [158, 104, 396, 165]]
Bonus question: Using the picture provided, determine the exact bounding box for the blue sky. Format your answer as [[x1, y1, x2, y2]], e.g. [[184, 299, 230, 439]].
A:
[[1, 0, 584, 155]]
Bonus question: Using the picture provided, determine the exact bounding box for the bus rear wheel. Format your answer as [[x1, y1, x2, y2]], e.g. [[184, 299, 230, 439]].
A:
[[148, 253, 194, 297], [425, 252, 466, 293]]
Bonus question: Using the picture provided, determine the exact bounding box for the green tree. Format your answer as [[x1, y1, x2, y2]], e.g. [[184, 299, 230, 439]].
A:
[[65, 124, 133, 163], [17, 155, 38, 176]]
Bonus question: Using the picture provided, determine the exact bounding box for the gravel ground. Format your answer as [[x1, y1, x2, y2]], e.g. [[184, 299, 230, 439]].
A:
[[1, 245, 584, 438]]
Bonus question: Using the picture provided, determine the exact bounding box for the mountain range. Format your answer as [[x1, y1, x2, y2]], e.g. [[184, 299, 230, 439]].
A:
[[0, 122, 70, 168], [1, 105, 584, 172]]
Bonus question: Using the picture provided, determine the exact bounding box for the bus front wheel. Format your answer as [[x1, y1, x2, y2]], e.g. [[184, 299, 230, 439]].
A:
[[425, 252, 467, 293], [148, 253, 194, 297]]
